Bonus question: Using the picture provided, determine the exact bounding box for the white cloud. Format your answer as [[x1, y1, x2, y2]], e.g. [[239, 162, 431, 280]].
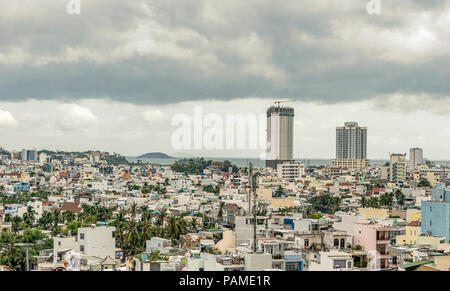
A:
[[57, 103, 99, 131], [0, 109, 17, 126], [142, 109, 166, 122]]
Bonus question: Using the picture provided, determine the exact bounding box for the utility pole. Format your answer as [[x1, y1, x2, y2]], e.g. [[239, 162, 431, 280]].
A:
[[253, 175, 257, 253], [26, 248, 29, 271], [248, 163, 252, 216], [249, 163, 258, 253]]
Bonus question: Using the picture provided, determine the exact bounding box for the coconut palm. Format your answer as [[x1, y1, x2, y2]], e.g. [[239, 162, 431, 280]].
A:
[[395, 190, 406, 208], [50, 210, 62, 235], [63, 210, 76, 223], [367, 197, 380, 209], [23, 206, 36, 228], [360, 195, 368, 208], [38, 211, 53, 229], [11, 216, 23, 235]]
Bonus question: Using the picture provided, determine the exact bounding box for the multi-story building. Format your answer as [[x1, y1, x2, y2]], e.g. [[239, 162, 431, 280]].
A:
[[333, 122, 368, 169], [266, 105, 294, 169], [354, 222, 404, 270], [330, 159, 368, 169], [21, 149, 37, 161], [421, 183, 450, 243], [409, 148, 424, 170], [395, 220, 420, 245], [277, 161, 304, 181], [390, 153, 407, 183], [336, 122, 367, 160], [77, 226, 116, 258], [306, 250, 353, 271]]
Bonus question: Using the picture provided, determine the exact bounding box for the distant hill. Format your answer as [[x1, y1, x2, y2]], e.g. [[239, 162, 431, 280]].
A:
[[137, 152, 174, 159]]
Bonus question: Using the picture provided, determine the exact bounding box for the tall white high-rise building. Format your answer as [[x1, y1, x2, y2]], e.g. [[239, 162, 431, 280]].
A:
[[332, 122, 368, 169], [336, 122, 367, 160], [409, 147, 424, 170], [266, 105, 294, 168]]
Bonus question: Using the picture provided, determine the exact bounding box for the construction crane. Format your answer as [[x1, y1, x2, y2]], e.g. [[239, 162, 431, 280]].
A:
[[274, 100, 293, 108]]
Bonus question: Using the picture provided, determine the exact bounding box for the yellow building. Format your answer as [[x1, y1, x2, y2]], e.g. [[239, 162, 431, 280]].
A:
[[417, 235, 446, 249], [271, 197, 294, 208], [358, 207, 389, 219], [396, 221, 420, 245], [408, 210, 421, 223], [256, 188, 273, 200], [331, 159, 369, 169], [426, 172, 437, 188], [433, 255, 450, 271]]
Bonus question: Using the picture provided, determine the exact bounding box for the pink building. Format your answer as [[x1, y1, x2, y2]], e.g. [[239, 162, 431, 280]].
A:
[[354, 222, 403, 269]]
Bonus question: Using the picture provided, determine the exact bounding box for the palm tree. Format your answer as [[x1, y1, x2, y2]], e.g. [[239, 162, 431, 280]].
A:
[[395, 190, 406, 208], [63, 210, 76, 223], [38, 211, 53, 229], [11, 216, 23, 235], [189, 217, 199, 232], [138, 206, 153, 245], [113, 209, 128, 250], [50, 210, 61, 236], [23, 206, 36, 228], [217, 202, 225, 224], [125, 203, 141, 256], [155, 208, 167, 236], [360, 195, 368, 208], [367, 197, 380, 209], [1, 233, 26, 271]]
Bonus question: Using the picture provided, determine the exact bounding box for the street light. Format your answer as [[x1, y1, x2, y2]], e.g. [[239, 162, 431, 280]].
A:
[[16, 243, 34, 271]]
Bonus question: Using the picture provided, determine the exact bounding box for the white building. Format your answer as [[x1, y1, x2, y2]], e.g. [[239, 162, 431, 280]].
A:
[[277, 162, 304, 181], [307, 250, 353, 271], [266, 105, 294, 169], [409, 148, 424, 170], [390, 153, 407, 183], [77, 226, 116, 258], [336, 122, 367, 160]]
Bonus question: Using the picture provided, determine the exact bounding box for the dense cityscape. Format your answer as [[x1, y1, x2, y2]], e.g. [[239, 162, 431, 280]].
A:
[[1, 1, 450, 279], [0, 103, 449, 272]]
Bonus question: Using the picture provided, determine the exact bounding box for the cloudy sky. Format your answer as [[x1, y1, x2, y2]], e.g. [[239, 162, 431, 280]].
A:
[[1, 0, 450, 159]]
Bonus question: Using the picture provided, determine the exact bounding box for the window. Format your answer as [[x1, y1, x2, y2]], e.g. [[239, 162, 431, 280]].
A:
[[304, 239, 309, 247], [58, 241, 61, 246], [80, 233, 85, 240], [334, 239, 339, 247], [340, 238, 345, 249], [80, 245, 84, 252], [286, 262, 299, 271], [333, 260, 346, 269]]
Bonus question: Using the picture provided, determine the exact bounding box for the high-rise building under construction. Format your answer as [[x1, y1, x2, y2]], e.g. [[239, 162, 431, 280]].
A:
[[266, 105, 294, 169]]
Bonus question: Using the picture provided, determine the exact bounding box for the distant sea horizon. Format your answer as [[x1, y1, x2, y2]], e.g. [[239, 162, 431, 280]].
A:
[[126, 157, 450, 167]]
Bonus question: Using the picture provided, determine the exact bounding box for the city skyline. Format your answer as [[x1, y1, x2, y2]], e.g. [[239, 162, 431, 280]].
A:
[[2, 1, 450, 275], [0, 2, 450, 159], [2, 102, 445, 160]]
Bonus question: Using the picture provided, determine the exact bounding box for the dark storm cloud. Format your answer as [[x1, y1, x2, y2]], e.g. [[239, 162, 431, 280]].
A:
[[0, 0, 449, 105]]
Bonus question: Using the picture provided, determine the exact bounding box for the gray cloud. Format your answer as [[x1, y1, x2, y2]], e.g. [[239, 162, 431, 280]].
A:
[[0, 0, 450, 106]]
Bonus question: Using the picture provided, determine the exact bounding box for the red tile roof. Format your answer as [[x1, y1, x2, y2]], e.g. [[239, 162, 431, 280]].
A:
[[407, 220, 420, 227]]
